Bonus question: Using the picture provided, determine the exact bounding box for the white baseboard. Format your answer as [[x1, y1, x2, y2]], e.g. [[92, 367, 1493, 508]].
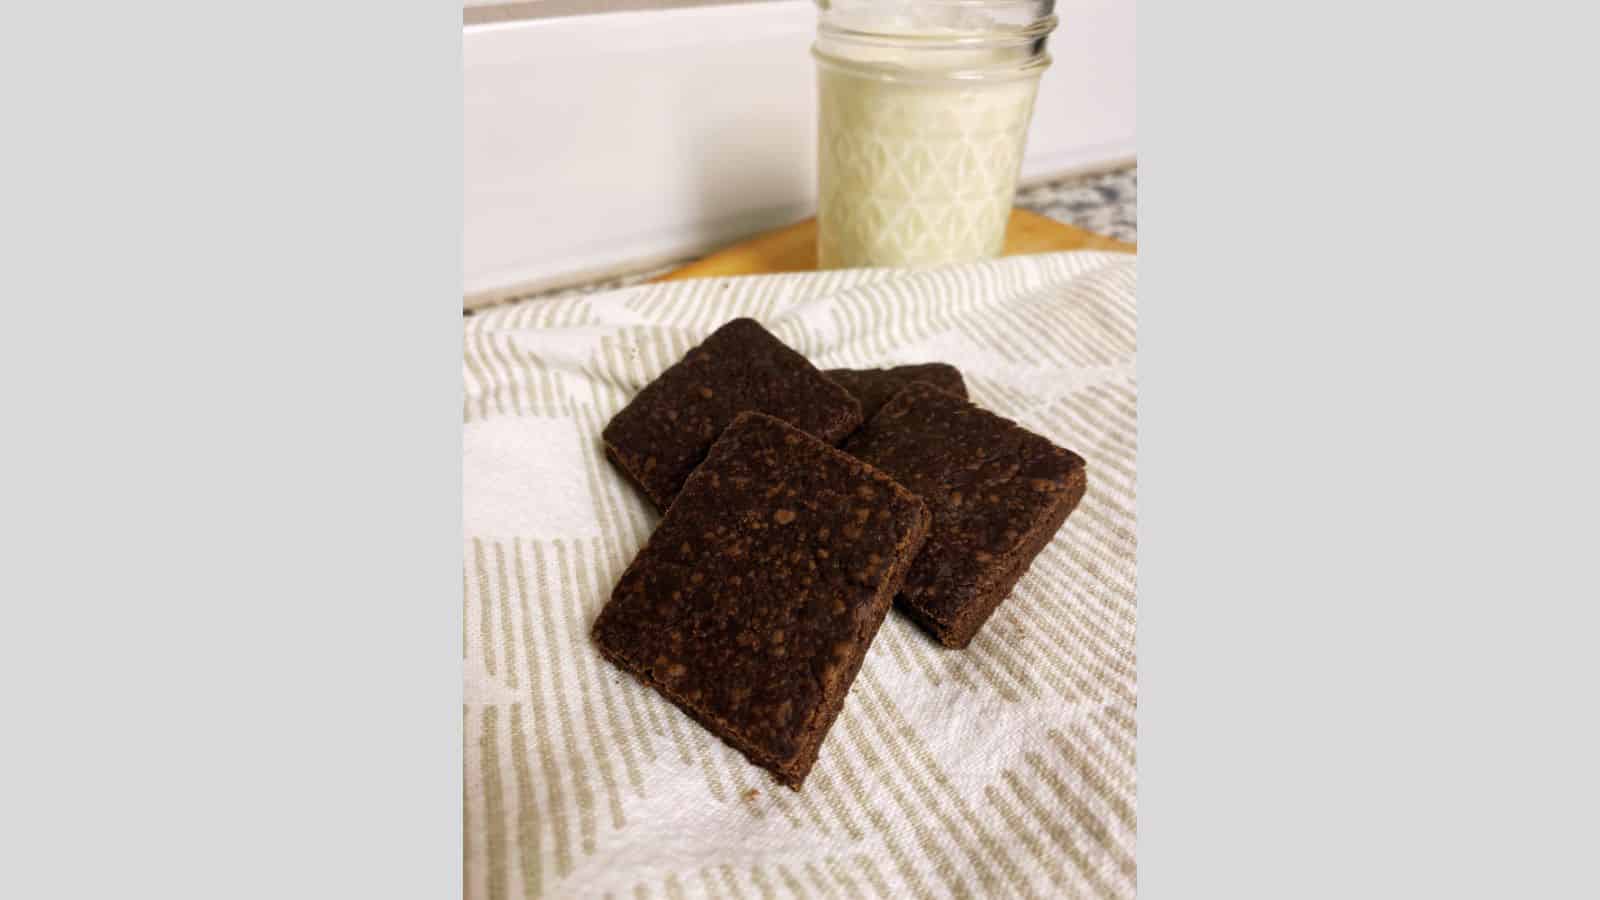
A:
[[464, 0, 1135, 302]]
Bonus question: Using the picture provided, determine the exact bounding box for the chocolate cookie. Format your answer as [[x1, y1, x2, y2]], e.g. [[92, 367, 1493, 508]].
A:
[[603, 318, 862, 510], [844, 382, 1086, 648], [593, 412, 930, 788], [824, 363, 968, 421]]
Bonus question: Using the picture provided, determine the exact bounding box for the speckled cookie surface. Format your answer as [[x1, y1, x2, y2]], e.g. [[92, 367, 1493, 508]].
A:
[[593, 412, 930, 788], [844, 382, 1087, 648], [602, 318, 862, 510], [824, 363, 968, 421]]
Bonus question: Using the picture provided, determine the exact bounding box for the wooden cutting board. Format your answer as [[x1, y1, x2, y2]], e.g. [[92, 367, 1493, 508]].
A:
[[653, 208, 1135, 282]]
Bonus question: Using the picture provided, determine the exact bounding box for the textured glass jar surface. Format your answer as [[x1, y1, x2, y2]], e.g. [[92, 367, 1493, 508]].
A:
[[817, 66, 1041, 269]]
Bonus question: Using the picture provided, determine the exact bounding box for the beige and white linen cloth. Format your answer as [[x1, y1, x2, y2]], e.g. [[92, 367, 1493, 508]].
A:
[[464, 251, 1137, 899]]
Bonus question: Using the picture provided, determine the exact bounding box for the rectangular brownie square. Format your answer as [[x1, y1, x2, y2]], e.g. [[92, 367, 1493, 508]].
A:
[[844, 382, 1087, 649], [603, 318, 863, 510], [593, 411, 930, 789], [823, 363, 968, 421]]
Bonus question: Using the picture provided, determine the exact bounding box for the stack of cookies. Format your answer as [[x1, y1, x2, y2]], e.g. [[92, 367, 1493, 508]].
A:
[[593, 318, 1087, 789]]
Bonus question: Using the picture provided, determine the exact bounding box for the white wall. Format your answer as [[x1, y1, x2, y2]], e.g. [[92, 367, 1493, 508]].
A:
[[463, 0, 1135, 304]]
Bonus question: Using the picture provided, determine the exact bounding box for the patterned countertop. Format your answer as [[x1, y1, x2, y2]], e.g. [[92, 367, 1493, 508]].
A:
[[481, 164, 1137, 309], [1017, 165, 1137, 244]]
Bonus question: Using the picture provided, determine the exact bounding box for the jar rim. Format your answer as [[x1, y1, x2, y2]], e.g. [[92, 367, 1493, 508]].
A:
[[812, 43, 1053, 83], [816, 0, 1055, 12], [815, 0, 1058, 51], [817, 16, 1056, 48], [813, 0, 1057, 80]]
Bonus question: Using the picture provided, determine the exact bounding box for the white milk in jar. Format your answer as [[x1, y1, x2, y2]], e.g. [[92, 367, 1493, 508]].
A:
[[813, 0, 1057, 269]]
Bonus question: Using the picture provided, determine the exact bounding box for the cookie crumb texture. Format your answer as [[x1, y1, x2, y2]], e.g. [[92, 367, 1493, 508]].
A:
[[593, 412, 929, 788], [845, 382, 1087, 648], [602, 318, 863, 510], [824, 363, 967, 421]]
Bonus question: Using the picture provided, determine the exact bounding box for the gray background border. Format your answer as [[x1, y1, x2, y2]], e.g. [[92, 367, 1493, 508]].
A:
[[1141, 0, 1596, 895], [3, 0, 463, 896]]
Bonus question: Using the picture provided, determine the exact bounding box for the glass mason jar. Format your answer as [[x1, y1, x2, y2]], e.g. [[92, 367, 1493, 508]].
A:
[[813, 0, 1057, 269]]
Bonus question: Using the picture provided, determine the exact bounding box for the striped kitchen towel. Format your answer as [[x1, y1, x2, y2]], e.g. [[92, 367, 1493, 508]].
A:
[[464, 251, 1138, 899]]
